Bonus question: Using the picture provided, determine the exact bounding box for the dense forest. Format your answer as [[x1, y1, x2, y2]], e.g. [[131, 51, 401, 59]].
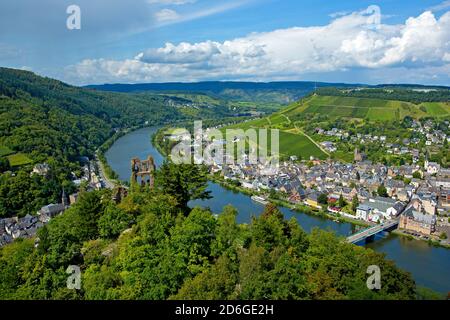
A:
[[0, 162, 420, 300], [316, 87, 450, 104], [0, 68, 237, 217]]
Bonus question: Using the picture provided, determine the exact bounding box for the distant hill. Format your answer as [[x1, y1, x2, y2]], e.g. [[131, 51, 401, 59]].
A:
[[85, 81, 360, 104], [0, 68, 239, 217]]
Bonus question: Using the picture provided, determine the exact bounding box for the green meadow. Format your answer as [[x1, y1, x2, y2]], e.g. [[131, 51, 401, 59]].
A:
[[7, 153, 33, 167]]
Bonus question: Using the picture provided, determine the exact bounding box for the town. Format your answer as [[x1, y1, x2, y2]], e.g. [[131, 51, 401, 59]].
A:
[[314, 118, 448, 163], [163, 123, 450, 247], [0, 158, 108, 247]]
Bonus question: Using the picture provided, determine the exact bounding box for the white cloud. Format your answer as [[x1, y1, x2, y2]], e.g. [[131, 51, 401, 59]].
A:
[[66, 7, 450, 85], [147, 0, 196, 5], [329, 11, 350, 18], [152, 0, 251, 28], [154, 9, 181, 22], [428, 1, 450, 12]]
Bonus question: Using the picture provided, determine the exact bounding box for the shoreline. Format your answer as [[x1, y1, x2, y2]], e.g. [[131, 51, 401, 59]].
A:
[[106, 125, 450, 250], [392, 229, 450, 249], [152, 126, 370, 228], [208, 175, 370, 228], [101, 125, 450, 294], [208, 171, 450, 249]]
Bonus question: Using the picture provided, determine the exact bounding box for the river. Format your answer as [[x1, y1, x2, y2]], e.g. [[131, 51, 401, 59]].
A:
[[105, 126, 450, 294]]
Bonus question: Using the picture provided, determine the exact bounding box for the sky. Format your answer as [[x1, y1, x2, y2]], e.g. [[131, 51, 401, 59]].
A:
[[0, 0, 449, 86]]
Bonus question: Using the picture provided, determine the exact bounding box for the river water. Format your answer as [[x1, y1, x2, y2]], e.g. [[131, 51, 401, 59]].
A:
[[105, 126, 450, 294]]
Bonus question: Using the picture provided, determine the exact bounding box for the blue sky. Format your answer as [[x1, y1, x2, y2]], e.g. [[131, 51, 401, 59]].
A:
[[0, 0, 449, 85]]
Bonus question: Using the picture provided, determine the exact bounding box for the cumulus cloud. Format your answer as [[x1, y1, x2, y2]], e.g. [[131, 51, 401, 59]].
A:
[[66, 7, 450, 84]]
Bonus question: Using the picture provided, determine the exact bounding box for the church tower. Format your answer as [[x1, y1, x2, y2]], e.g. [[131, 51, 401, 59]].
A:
[[62, 188, 69, 208]]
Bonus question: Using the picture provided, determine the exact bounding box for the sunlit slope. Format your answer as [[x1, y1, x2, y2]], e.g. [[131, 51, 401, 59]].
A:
[[221, 94, 449, 161], [282, 95, 450, 121]]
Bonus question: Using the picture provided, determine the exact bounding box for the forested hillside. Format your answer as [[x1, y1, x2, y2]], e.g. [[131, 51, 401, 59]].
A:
[[0, 68, 236, 217], [316, 87, 450, 104]]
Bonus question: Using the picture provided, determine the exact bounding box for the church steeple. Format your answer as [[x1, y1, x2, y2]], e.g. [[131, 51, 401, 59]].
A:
[[62, 187, 69, 207]]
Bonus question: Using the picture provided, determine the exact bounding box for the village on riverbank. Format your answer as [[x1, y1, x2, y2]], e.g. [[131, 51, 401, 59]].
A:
[[0, 158, 107, 247], [159, 126, 450, 248]]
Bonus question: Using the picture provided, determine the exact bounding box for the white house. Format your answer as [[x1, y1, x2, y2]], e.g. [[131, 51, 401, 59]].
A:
[[356, 204, 372, 221], [362, 197, 405, 221], [425, 161, 440, 174]]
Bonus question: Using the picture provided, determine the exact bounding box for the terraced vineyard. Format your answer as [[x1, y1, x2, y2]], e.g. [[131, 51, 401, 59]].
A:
[[283, 95, 450, 121]]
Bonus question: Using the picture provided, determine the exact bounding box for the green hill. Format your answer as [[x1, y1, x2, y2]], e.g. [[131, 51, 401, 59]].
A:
[[222, 93, 450, 161], [283, 95, 450, 121], [0, 68, 240, 217]]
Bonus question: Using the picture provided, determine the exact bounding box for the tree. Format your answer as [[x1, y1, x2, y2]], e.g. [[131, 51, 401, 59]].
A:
[[351, 195, 359, 213], [269, 188, 278, 200], [412, 171, 422, 179], [0, 239, 34, 299], [211, 205, 239, 257], [98, 204, 133, 239], [377, 185, 388, 197], [171, 254, 238, 300], [338, 195, 346, 208], [155, 161, 211, 212], [318, 193, 328, 205], [0, 157, 10, 172]]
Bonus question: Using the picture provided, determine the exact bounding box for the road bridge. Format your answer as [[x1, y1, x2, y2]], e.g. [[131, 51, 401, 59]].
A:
[[347, 219, 399, 244]]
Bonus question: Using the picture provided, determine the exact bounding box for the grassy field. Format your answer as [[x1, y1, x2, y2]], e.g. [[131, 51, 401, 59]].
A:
[[421, 102, 450, 117], [0, 146, 14, 157], [7, 153, 32, 167], [278, 131, 326, 159], [366, 108, 397, 121], [222, 118, 327, 160]]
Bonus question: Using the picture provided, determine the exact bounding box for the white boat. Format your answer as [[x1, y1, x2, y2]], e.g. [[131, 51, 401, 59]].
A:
[[251, 195, 269, 205]]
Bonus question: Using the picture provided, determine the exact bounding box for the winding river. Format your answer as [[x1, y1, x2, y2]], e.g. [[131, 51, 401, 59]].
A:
[[105, 126, 450, 294]]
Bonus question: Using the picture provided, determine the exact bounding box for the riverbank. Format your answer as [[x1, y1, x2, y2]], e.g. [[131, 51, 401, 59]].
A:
[[152, 126, 369, 228], [152, 126, 449, 248], [209, 174, 370, 228], [392, 229, 450, 249], [97, 126, 140, 183], [104, 125, 450, 294], [209, 171, 450, 249]]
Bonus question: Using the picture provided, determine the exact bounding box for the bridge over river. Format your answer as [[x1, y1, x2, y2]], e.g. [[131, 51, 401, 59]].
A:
[[347, 219, 399, 244]]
